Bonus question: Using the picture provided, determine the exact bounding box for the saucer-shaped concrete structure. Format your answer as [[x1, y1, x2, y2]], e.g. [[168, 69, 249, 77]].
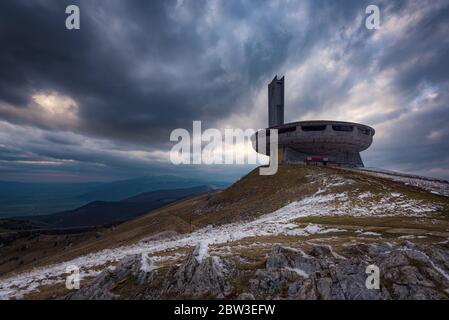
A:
[[252, 120, 374, 167], [252, 76, 375, 167]]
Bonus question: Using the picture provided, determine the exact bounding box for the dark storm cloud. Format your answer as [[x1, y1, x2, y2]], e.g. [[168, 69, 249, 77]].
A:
[[0, 0, 293, 144], [0, 0, 448, 181]]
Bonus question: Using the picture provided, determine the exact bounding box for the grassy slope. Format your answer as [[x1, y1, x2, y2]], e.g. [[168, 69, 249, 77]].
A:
[[2, 164, 449, 279], [5, 164, 449, 300]]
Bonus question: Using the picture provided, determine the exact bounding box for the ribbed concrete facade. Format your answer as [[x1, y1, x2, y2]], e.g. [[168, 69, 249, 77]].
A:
[[271, 120, 374, 167]]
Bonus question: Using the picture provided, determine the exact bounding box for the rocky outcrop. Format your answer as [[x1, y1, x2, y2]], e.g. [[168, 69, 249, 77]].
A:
[[69, 243, 235, 300], [161, 245, 234, 298], [248, 242, 449, 300], [69, 254, 156, 300], [69, 241, 449, 300]]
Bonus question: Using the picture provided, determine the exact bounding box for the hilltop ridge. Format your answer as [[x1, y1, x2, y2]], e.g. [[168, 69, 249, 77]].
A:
[[1, 165, 449, 300]]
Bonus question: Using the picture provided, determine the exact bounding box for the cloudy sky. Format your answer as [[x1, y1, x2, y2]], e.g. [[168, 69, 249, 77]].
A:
[[0, 0, 448, 182]]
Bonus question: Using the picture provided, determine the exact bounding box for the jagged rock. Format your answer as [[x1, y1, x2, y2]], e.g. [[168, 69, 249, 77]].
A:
[[248, 243, 449, 300], [161, 244, 235, 299], [68, 253, 162, 300], [69, 241, 449, 300], [69, 243, 235, 300], [69, 255, 139, 300]]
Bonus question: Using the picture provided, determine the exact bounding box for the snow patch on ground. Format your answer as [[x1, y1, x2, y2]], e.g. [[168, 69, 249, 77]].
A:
[[286, 267, 309, 278], [194, 241, 209, 263], [390, 192, 401, 197], [358, 192, 373, 199], [285, 224, 345, 236], [140, 253, 158, 273], [303, 224, 321, 234], [360, 168, 449, 197], [360, 232, 382, 237]]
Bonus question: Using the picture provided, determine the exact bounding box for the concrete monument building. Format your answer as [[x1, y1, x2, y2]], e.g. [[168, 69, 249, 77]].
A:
[[252, 76, 375, 167]]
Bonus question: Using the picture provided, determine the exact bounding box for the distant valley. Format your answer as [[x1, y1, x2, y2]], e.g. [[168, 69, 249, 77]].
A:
[[13, 185, 216, 229], [0, 175, 229, 218]]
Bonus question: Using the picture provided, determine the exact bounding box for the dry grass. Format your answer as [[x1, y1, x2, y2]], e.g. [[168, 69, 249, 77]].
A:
[[2, 164, 449, 280], [295, 215, 449, 234], [0, 231, 97, 277]]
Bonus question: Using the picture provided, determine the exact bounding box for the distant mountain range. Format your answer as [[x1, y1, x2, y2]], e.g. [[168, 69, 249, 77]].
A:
[[14, 186, 216, 228], [0, 176, 229, 218], [13, 186, 215, 229]]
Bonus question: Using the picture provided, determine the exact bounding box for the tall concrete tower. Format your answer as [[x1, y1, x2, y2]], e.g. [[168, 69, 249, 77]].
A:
[[268, 75, 284, 127]]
